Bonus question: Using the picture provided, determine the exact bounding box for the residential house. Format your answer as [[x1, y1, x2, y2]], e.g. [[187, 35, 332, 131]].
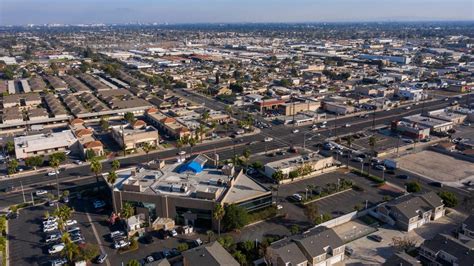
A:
[[182, 241, 239, 266]]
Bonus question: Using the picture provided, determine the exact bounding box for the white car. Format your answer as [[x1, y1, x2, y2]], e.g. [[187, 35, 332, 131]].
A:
[[375, 165, 386, 171], [177, 151, 186, 156], [114, 240, 130, 249], [45, 233, 61, 243], [44, 225, 58, 232], [405, 106, 411, 110], [36, 190, 48, 196], [344, 123, 351, 128], [74, 160, 83, 165], [48, 170, 59, 176], [319, 124, 327, 128], [43, 216, 58, 223], [48, 243, 65, 254], [170, 229, 178, 237], [110, 231, 125, 239], [43, 222, 58, 228], [264, 137, 273, 142], [292, 129, 300, 134], [292, 194, 303, 202], [65, 220, 77, 226], [276, 204, 283, 210]]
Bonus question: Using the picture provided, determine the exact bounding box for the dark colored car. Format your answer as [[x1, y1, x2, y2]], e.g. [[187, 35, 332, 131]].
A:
[[397, 174, 410, 180], [367, 234, 383, 242], [142, 234, 154, 244], [430, 182, 443, 187]]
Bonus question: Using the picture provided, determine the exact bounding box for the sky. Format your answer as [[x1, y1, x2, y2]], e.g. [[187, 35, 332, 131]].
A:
[[1, 0, 473, 25]]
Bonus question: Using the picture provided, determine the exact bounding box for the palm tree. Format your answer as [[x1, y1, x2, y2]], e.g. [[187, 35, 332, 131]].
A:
[[111, 160, 120, 171], [61, 232, 79, 262], [121, 202, 135, 219], [142, 142, 152, 162], [197, 124, 207, 143], [90, 158, 103, 189], [206, 230, 214, 243], [213, 203, 225, 237], [368, 136, 377, 176], [272, 170, 284, 202], [188, 137, 197, 155], [107, 171, 118, 184], [49, 158, 60, 197], [201, 110, 210, 123], [225, 105, 233, 116]]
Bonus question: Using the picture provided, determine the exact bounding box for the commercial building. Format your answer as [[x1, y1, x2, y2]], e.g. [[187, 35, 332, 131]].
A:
[[110, 120, 159, 151], [278, 101, 320, 116], [391, 120, 431, 139], [371, 192, 445, 232], [111, 154, 272, 230], [14, 130, 77, 159], [267, 227, 345, 266], [401, 114, 454, 133], [396, 87, 425, 101], [426, 108, 467, 125], [264, 153, 334, 179], [70, 119, 104, 159], [147, 110, 192, 139]]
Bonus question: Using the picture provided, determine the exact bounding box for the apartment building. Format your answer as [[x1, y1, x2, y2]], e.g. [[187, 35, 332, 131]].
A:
[[110, 120, 159, 151]]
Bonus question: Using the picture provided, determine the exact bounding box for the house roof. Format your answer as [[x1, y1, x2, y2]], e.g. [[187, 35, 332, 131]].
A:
[[75, 128, 93, 138], [383, 252, 421, 266], [269, 241, 308, 265], [161, 117, 176, 124], [182, 241, 239, 266], [132, 120, 147, 129], [83, 141, 103, 149], [294, 227, 344, 259], [70, 118, 85, 125], [463, 214, 474, 232], [421, 234, 474, 266]]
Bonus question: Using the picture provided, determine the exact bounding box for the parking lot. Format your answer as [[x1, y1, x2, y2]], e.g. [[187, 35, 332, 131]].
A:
[[343, 210, 467, 264], [8, 194, 208, 266], [9, 199, 102, 266], [276, 169, 404, 224], [397, 150, 474, 183]]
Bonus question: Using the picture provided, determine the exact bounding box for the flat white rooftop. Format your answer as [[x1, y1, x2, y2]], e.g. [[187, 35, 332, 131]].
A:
[[14, 130, 77, 159]]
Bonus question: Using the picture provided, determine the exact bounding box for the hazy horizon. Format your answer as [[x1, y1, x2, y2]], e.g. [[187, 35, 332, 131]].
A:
[[1, 0, 473, 26]]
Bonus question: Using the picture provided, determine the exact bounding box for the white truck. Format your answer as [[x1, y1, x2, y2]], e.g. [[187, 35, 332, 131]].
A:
[[383, 159, 397, 170]]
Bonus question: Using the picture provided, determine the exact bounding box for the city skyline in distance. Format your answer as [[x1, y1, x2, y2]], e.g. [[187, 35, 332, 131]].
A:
[[1, 0, 473, 26]]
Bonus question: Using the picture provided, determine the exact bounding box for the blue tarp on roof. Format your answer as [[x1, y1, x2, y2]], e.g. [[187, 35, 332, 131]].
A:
[[178, 161, 203, 174]]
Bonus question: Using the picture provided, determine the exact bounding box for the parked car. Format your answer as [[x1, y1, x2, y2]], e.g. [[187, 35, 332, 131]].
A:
[[43, 225, 58, 233], [93, 200, 106, 209], [352, 157, 364, 163], [114, 240, 130, 249], [48, 170, 60, 176], [430, 182, 443, 188], [264, 137, 273, 142], [291, 194, 303, 202], [397, 174, 410, 180], [45, 233, 61, 243], [292, 129, 300, 133], [50, 258, 67, 266], [65, 220, 77, 226], [36, 190, 48, 196], [345, 246, 354, 256], [367, 234, 383, 242], [169, 229, 178, 237], [48, 243, 65, 254], [374, 164, 386, 171], [73, 160, 83, 165], [96, 253, 107, 264], [110, 231, 125, 239], [67, 227, 81, 233]]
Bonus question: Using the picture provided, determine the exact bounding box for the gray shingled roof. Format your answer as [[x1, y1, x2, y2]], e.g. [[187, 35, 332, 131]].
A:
[[182, 241, 239, 266]]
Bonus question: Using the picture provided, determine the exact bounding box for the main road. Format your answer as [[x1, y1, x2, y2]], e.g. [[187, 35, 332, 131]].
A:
[[0, 93, 471, 208]]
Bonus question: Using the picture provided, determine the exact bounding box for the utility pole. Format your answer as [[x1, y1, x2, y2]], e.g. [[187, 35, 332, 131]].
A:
[[20, 181, 26, 203], [371, 107, 376, 131]]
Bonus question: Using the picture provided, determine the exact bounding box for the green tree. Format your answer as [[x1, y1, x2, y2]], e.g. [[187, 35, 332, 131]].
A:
[[213, 203, 225, 236], [126, 259, 141, 266], [290, 224, 300, 235], [61, 232, 80, 262], [5, 141, 15, 155], [90, 158, 103, 189], [50, 152, 66, 163], [7, 159, 19, 175], [222, 204, 249, 231], [85, 149, 96, 160], [107, 171, 118, 184], [25, 156, 44, 169], [438, 191, 458, 207], [49, 158, 61, 197], [188, 137, 197, 154], [177, 243, 189, 252], [304, 204, 319, 224], [405, 181, 421, 193], [206, 230, 215, 243], [217, 235, 235, 251], [99, 117, 109, 131], [232, 250, 247, 265], [201, 110, 210, 122], [251, 161, 263, 170], [242, 148, 251, 160], [272, 170, 284, 201], [124, 112, 135, 124], [111, 160, 120, 171], [121, 202, 135, 219], [142, 142, 153, 162]]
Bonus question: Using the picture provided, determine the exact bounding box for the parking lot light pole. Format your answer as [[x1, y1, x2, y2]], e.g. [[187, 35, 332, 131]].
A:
[[360, 161, 364, 174]]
